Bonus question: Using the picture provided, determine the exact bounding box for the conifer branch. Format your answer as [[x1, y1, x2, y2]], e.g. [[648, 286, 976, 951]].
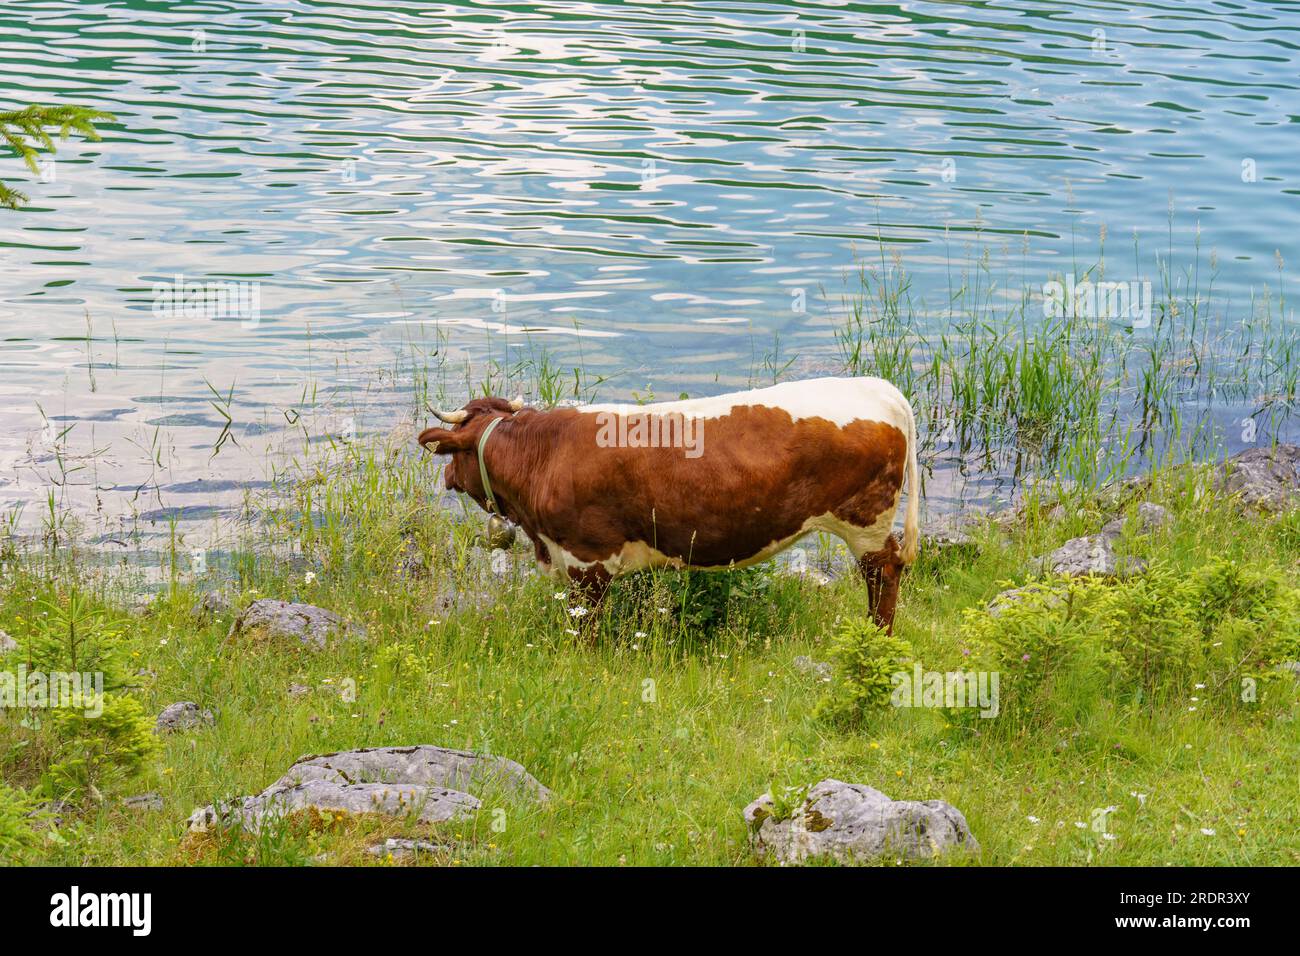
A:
[[0, 104, 116, 209]]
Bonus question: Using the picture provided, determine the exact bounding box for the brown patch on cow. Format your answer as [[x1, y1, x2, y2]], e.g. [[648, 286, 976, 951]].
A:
[[423, 402, 908, 569]]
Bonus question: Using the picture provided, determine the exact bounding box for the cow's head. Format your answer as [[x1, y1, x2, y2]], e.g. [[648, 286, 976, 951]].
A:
[[418, 395, 525, 502]]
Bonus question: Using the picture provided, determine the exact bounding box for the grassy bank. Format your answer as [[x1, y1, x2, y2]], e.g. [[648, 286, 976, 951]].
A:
[[1, 437, 1297, 866]]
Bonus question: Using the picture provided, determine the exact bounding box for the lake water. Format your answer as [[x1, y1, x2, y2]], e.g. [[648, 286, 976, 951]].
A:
[[1, 0, 1296, 545]]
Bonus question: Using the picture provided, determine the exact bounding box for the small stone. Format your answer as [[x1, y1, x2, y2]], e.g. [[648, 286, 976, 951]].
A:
[[121, 792, 163, 812], [193, 590, 232, 622], [156, 701, 215, 734], [986, 583, 1065, 617], [924, 527, 975, 548], [792, 655, 832, 680], [745, 778, 978, 864], [1101, 502, 1172, 538], [367, 837, 445, 860], [288, 683, 311, 699], [28, 799, 72, 830], [432, 585, 493, 614], [396, 538, 427, 579], [778, 565, 834, 586], [0, 630, 17, 654]]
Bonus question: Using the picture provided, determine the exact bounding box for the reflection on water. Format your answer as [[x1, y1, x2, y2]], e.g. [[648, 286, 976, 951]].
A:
[[0, 0, 1296, 543]]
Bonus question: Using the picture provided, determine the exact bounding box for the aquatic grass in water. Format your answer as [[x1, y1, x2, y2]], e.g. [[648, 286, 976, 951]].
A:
[[835, 226, 1297, 499]]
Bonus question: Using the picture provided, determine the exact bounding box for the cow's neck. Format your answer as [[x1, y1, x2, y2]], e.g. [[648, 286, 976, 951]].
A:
[[475, 414, 545, 535]]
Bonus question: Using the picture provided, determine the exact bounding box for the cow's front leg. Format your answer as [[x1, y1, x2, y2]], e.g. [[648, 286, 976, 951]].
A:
[[566, 564, 611, 645]]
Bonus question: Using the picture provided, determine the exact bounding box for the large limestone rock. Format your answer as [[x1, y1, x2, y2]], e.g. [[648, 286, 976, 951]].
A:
[[227, 599, 356, 649], [188, 779, 480, 833], [187, 745, 550, 834], [278, 746, 551, 802], [1218, 444, 1300, 512], [745, 779, 978, 864]]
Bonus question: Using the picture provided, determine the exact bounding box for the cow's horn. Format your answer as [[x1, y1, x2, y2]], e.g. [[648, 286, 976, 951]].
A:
[[509, 394, 525, 411], [434, 408, 469, 425]]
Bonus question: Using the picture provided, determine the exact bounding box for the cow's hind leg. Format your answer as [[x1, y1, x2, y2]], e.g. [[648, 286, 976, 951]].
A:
[[856, 534, 904, 634]]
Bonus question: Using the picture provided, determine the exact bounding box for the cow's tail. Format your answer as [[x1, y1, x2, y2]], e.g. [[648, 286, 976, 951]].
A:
[[900, 395, 920, 565]]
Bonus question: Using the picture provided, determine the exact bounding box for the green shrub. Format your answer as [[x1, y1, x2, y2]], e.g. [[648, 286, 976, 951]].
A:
[[5, 587, 157, 801], [46, 694, 158, 801], [0, 784, 43, 865], [814, 616, 916, 727], [21, 591, 132, 692], [953, 559, 1300, 735]]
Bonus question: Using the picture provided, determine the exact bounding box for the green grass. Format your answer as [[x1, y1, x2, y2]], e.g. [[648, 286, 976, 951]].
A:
[[2, 443, 1297, 866]]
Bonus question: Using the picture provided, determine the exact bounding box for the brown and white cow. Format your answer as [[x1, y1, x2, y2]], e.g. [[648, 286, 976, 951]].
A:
[[418, 377, 920, 632]]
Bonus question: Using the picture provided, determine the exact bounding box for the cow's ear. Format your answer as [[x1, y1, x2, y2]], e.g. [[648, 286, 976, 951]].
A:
[[418, 426, 474, 453]]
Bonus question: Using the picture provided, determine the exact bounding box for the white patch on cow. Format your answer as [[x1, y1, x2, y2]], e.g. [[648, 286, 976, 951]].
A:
[[536, 495, 900, 582], [581, 376, 911, 434]]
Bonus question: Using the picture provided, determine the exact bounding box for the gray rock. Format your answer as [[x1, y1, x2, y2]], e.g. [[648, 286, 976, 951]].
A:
[[792, 655, 832, 681], [121, 792, 163, 812], [0, 629, 16, 654], [28, 799, 72, 830], [1218, 444, 1300, 512], [275, 746, 552, 802], [1101, 502, 1172, 538], [921, 520, 980, 557], [785, 567, 833, 586], [1034, 533, 1146, 577], [367, 837, 446, 860], [227, 599, 356, 649], [186, 745, 550, 834], [187, 781, 479, 833], [288, 682, 311, 699], [193, 590, 232, 622], [745, 778, 978, 864], [156, 701, 215, 734], [1279, 661, 1300, 678], [431, 585, 494, 615], [986, 583, 1066, 617], [396, 538, 427, 579]]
